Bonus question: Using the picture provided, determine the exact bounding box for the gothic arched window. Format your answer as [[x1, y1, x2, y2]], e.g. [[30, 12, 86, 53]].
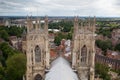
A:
[[35, 45, 41, 62], [34, 74, 42, 80], [81, 45, 87, 64]]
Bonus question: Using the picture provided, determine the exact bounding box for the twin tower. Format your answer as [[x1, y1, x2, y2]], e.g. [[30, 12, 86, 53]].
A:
[[22, 16, 96, 80]]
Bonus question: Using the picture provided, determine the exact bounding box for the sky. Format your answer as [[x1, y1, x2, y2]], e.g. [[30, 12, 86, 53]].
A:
[[0, 0, 120, 17]]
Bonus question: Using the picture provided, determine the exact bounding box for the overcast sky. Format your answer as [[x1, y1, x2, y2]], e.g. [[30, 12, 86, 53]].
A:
[[0, 0, 120, 17]]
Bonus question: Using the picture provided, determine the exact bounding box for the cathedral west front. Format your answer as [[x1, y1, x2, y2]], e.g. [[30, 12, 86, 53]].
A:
[[22, 16, 96, 80]]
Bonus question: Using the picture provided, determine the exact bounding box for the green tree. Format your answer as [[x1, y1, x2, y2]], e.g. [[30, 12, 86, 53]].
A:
[[95, 63, 111, 80], [0, 30, 9, 41], [0, 26, 25, 38], [95, 40, 112, 55], [49, 20, 73, 32], [0, 66, 5, 80], [8, 26, 25, 37], [115, 43, 120, 51], [54, 36, 61, 46], [0, 56, 6, 67], [54, 32, 68, 46], [67, 32, 72, 40], [0, 42, 15, 60], [6, 54, 26, 80]]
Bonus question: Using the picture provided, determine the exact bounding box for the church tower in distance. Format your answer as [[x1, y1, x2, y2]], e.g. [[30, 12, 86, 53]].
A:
[[72, 16, 96, 80], [22, 16, 50, 80]]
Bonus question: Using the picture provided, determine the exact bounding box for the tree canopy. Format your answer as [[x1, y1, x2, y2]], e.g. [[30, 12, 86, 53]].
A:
[[49, 21, 73, 32], [0, 42, 26, 80], [95, 40, 112, 55], [95, 63, 111, 80], [115, 43, 120, 52], [0, 26, 25, 40], [6, 54, 26, 80]]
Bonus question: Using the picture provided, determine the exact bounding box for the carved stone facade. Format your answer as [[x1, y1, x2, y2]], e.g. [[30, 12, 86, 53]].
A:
[[22, 16, 50, 80], [72, 16, 96, 80], [22, 16, 96, 80]]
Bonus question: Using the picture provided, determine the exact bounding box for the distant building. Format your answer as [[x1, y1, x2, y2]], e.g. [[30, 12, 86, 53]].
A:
[[48, 33, 55, 42], [95, 34, 109, 41], [95, 34, 104, 40], [50, 49, 57, 60], [64, 40, 71, 57], [9, 36, 22, 50], [11, 19, 26, 27], [106, 50, 120, 60], [95, 47, 103, 55], [4, 19, 11, 27], [4, 19, 26, 27], [48, 29, 60, 33], [111, 29, 120, 46], [95, 54, 120, 70], [0, 19, 4, 26], [9, 36, 17, 47]]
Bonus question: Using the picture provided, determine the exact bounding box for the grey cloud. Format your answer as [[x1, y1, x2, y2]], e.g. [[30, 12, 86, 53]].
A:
[[0, 0, 120, 16]]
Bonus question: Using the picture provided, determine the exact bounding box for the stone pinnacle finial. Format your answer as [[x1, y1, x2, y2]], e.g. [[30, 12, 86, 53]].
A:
[[74, 16, 78, 22], [27, 15, 29, 20], [88, 16, 91, 30], [44, 16, 48, 34], [92, 16, 96, 32], [45, 15, 48, 22], [94, 16, 96, 24]]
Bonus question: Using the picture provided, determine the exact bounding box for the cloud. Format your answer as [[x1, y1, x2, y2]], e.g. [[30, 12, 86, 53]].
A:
[[0, 0, 120, 17]]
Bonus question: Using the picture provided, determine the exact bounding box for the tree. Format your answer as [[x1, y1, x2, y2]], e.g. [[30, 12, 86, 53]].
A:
[[95, 63, 111, 80], [0, 26, 25, 38], [67, 32, 72, 40], [54, 36, 61, 46], [6, 54, 26, 80], [0, 30, 9, 41], [115, 43, 120, 51], [0, 42, 15, 60], [8, 26, 25, 37], [95, 40, 112, 55], [0, 66, 5, 80], [48, 20, 73, 32], [54, 31, 73, 46]]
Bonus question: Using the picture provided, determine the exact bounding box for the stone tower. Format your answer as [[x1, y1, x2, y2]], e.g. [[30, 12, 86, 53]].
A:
[[22, 16, 50, 80], [72, 16, 96, 80]]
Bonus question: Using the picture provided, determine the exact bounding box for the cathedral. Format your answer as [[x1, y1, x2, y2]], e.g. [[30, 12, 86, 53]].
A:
[[22, 16, 96, 80]]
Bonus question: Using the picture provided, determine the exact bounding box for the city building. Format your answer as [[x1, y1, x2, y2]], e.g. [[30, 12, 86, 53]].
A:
[[111, 28, 120, 46], [9, 36, 22, 50]]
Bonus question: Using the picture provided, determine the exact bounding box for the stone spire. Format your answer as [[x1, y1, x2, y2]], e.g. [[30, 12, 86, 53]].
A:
[[35, 18, 41, 31], [26, 15, 29, 33], [35, 19, 38, 30], [88, 16, 91, 30], [84, 19, 88, 32], [74, 16, 79, 35], [37, 18, 41, 29], [93, 16, 96, 32], [26, 15, 33, 33], [44, 16, 48, 34]]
